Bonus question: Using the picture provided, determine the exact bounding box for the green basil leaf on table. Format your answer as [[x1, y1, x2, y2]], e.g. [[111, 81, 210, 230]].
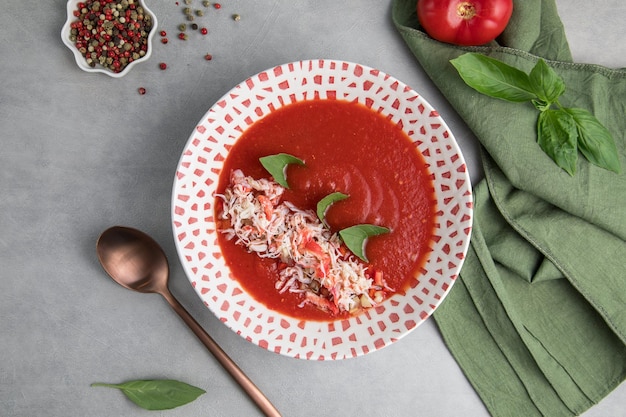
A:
[[537, 108, 579, 176], [316, 192, 349, 224], [563, 107, 621, 173], [450, 53, 537, 102], [259, 153, 305, 188], [339, 224, 389, 263], [91, 379, 206, 410]]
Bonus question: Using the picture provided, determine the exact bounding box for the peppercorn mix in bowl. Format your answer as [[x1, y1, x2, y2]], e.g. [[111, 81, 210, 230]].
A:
[[61, 0, 158, 78]]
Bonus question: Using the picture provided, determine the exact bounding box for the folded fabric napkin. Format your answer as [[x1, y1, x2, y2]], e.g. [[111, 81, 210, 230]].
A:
[[392, 1, 626, 416]]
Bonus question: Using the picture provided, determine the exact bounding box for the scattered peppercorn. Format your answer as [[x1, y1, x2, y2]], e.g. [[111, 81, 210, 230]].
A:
[[159, 62, 167, 70], [200, 27, 208, 35], [179, 23, 187, 31], [203, 0, 210, 6], [178, 32, 188, 40], [138, 87, 146, 95], [161, 37, 168, 44], [160, 30, 167, 36], [195, 9, 204, 16], [233, 14, 240, 21], [183, 7, 192, 15], [204, 53, 213, 60], [213, 3, 221, 9], [191, 23, 198, 30]]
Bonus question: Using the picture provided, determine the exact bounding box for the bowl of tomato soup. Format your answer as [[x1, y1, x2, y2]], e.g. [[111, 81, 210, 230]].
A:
[[172, 59, 473, 360]]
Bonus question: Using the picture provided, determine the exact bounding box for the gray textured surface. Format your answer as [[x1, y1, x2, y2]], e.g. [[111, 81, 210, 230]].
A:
[[1, 1, 624, 416]]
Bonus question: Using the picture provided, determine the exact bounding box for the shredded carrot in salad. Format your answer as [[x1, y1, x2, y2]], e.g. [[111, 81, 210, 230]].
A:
[[217, 169, 392, 316]]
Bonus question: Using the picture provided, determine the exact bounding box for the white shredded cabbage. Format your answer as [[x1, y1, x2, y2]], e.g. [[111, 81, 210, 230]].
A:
[[217, 169, 389, 315]]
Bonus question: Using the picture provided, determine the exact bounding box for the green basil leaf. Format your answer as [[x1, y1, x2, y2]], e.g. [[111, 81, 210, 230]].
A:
[[259, 153, 305, 188], [339, 225, 389, 262], [450, 53, 537, 102], [537, 109, 579, 176], [92, 379, 206, 410], [529, 59, 565, 106], [563, 108, 621, 173], [452, 53, 618, 175], [316, 192, 349, 224]]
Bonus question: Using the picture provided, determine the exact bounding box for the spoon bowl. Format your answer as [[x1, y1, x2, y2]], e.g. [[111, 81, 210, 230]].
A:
[[97, 226, 169, 294], [96, 226, 281, 417]]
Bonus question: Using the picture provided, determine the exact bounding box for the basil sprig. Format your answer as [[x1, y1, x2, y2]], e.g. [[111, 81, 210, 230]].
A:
[[92, 379, 205, 410], [339, 224, 389, 263], [317, 191, 389, 262], [259, 153, 305, 188], [316, 191, 349, 225], [451, 53, 621, 175]]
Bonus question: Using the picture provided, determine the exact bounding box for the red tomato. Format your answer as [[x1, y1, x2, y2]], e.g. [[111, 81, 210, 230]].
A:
[[417, 0, 513, 46]]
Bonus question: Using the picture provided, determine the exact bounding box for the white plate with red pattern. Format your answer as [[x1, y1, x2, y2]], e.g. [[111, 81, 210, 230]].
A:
[[171, 59, 473, 360]]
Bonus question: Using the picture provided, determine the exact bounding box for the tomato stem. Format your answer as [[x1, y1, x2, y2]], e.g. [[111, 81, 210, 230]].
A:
[[457, 2, 477, 19]]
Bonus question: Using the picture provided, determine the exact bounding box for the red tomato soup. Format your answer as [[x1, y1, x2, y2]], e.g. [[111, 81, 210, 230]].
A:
[[215, 99, 437, 321]]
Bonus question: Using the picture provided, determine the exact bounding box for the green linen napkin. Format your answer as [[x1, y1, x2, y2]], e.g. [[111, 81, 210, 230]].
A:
[[392, 1, 626, 416]]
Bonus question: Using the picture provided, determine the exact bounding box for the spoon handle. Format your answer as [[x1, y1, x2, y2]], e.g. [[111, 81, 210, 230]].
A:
[[161, 290, 282, 417]]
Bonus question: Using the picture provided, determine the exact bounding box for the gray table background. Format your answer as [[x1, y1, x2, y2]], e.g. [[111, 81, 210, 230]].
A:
[[1, 1, 624, 416]]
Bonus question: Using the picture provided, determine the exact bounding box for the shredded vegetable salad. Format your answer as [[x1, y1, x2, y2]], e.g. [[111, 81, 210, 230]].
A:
[[217, 169, 392, 315]]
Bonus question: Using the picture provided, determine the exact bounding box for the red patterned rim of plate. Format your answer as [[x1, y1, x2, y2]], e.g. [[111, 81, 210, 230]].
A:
[[172, 59, 473, 360]]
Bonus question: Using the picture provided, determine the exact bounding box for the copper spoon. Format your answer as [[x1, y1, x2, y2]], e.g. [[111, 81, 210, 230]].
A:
[[96, 226, 281, 417]]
